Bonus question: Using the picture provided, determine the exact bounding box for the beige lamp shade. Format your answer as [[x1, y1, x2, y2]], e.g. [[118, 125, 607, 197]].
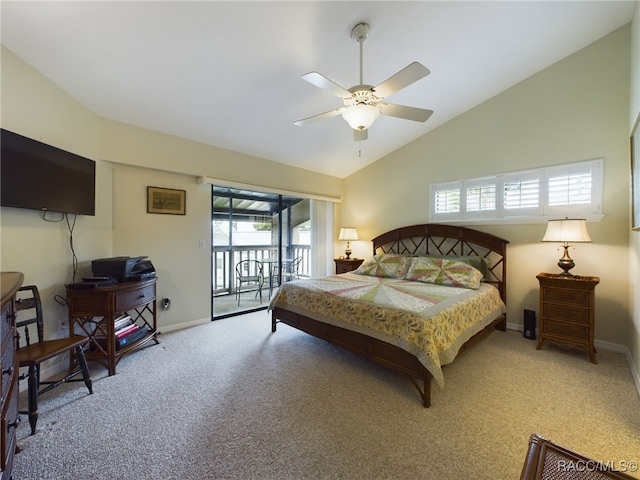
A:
[[542, 218, 592, 243], [338, 227, 359, 260], [338, 227, 359, 241]]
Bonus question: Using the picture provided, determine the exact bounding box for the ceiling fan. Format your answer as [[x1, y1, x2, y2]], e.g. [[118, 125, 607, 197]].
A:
[[294, 22, 433, 141]]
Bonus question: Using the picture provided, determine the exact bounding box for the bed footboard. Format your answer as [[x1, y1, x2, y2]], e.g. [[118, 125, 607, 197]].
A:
[[272, 308, 506, 407], [272, 307, 433, 407]]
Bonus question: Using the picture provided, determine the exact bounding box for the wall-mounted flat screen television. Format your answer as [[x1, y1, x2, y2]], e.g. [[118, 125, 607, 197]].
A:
[[1, 129, 96, 216]]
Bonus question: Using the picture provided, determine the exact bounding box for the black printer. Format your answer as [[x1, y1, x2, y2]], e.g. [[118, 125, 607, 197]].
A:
[[91, 256, 156, 282]]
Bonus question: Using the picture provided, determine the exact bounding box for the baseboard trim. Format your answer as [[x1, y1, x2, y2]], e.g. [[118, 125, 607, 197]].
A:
[[159, 317, 210, 334], [632, 357, 640, 398], [594, 339, 640, 398], [507, 322, 640, 398], [619, 344, 640, 399], [506, 321, 523, 332]]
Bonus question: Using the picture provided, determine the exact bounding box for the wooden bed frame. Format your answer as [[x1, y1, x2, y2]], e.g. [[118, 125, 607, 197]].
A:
[[271, 223, 509, 407]]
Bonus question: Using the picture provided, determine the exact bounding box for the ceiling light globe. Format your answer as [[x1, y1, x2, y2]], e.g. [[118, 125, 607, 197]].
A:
[[342, 104, 380, 131]]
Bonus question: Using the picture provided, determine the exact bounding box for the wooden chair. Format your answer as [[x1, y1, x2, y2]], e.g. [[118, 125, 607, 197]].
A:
[[521, 433, 636, 479], [15, 285, 93, 435], [235, 260, 264, 306]]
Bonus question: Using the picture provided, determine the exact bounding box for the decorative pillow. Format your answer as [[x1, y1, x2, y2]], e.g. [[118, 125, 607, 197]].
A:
[[405, 257, 483, 289], [419, 255, 489, 280], [352, 254, 411, 279]]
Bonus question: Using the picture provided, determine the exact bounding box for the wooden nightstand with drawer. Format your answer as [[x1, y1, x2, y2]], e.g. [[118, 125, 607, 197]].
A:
[[334, 258, 364, 274], [536, 273, 599, 363]]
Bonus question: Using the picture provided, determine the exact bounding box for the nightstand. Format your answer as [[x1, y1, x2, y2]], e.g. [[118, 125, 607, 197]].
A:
[[536, 273, 599, 363], [334, 258, 364, 274]]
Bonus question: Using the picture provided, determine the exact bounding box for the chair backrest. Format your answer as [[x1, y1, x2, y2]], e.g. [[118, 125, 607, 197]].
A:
[[15, 285, 44, 348], [285, 257, 302, 273], [520, 433, 636, 479], [235, 260, 264, 279]]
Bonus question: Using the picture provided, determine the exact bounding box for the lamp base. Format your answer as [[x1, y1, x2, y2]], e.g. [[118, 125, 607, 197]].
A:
[[557, 245, 575, 276], [345, 241, 352, 260]]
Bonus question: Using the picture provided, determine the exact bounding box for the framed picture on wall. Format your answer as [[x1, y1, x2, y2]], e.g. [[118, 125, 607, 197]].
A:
[[147, 186, 186, 215], [632, 112, 640, 230]]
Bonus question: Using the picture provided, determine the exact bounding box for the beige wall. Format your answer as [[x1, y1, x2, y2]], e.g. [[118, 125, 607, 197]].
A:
[[342, 26, 633, 356], [99, 118, 341, 199], [110, 165, 211, 330], [0, 45, 341, 336], [628, 2, 640, 388], [0, 47, 113, 331]]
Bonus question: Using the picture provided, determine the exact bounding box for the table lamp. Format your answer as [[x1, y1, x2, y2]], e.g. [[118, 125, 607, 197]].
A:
[[541, 218, 591, 276], [338, 227, 359, 260]]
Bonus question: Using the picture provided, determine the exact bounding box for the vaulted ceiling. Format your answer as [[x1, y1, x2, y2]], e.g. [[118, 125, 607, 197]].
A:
[[1, 1, 635, 178]]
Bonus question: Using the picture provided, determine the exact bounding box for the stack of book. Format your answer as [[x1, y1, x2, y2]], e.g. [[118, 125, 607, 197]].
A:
[[114, 315, 148, 349], [92, 315, 148, 351]]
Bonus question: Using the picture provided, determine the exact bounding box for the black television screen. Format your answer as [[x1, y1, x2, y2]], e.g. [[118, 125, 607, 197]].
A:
[[1, 129, 96, 216]]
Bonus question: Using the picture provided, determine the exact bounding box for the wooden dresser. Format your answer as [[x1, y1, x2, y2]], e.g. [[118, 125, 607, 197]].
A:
[[536, 273, 599, 363], [1, 272, 23, 480]]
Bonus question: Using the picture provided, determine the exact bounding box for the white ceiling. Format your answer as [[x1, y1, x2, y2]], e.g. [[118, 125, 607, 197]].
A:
[[1, 1, 636, 178]]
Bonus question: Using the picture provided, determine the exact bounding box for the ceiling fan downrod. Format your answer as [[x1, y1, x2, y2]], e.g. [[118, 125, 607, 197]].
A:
[[351, 23, 369, 87]]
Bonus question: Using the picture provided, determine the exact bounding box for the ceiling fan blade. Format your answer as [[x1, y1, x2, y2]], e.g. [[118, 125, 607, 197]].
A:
[[373, 62, 430, 99], [301, 72, 352, 98], [294, 107, 346, 127], [353, 128, 368, 142], [379, 103, 433, 122]]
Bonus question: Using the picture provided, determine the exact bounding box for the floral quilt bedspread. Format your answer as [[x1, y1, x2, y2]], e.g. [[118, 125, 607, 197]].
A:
[[269, 273, 506, 387]]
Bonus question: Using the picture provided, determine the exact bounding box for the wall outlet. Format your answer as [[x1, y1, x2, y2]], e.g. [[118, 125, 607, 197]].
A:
[[58, 318, 69, 338], [162, 298, 171, 310]]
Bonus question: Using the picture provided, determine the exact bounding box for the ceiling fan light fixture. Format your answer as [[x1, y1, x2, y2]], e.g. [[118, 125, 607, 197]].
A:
[[342, 104, 380, 131]]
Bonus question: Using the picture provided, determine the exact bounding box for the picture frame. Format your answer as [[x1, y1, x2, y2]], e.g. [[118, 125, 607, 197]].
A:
[[632, 112, 640, 230], [147, 186, 186, 215]]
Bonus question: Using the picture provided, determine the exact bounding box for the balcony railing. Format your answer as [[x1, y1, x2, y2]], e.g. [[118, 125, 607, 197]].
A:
[[213, 244, 310, 296]]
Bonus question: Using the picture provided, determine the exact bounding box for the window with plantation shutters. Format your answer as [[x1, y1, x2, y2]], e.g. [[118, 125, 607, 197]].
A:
[[430, 158, 603, 224], [466, 182, 496, 212], [432, 183, 461, 220], [434, 188, 460, 213], [503, 180, 538, 209], [544, 161, 601, 216], [548, 172, 591, 206], [501, 172, 541, 216]]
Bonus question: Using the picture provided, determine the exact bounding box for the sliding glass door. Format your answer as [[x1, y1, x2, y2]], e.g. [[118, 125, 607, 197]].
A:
[[211, 186, 310, 319]]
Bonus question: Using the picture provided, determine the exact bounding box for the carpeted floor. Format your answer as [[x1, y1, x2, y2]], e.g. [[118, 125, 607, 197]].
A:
[[11, 311, 640, 479]]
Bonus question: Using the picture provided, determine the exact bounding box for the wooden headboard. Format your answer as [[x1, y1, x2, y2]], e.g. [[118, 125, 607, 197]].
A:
[[372, 224, 509, 304]]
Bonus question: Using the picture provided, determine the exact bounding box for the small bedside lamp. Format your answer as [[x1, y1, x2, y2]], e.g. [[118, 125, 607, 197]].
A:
[[542, 218, 591, 276], [338, 227, 359, 260]]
